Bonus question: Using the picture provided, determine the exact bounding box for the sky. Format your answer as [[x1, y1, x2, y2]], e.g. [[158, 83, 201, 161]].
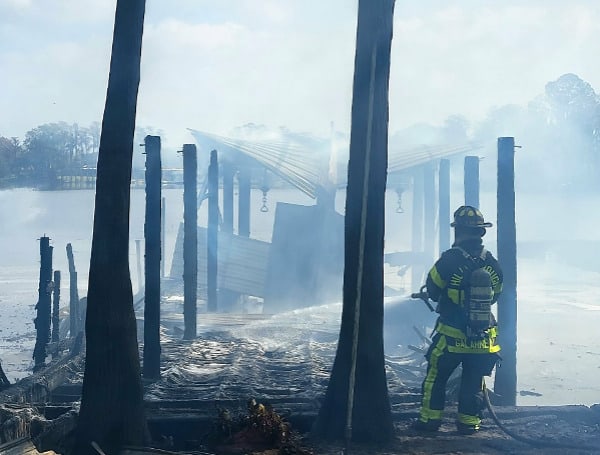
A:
[[2, 0, 600, 151]]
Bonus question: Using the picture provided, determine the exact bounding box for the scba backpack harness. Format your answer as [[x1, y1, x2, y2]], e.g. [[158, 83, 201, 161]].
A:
[[453, 246, 494, 341]]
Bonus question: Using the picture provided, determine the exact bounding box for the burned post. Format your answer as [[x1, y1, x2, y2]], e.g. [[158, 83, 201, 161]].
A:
[[411, 167, 424, 291], [207, 149, 219, 312], [51, 270, 61, 342], [222, 162, 235, 234], [161, 196, 166, 279], [464, 155, 480, 208], [0, 361, 9, 391], [75, 0, 148, 451], [182, 144, 198, 339], [439, 159, 450, 252], [494, 137, 518, 405], [423, 162, 436, 260], [33, 236, 53, 371], [238, 169, 251, 238], [135, 239, 142, 293], [313, 0, 395, 442], [143, 134, 162, 380], [66, 243, 80, 337]]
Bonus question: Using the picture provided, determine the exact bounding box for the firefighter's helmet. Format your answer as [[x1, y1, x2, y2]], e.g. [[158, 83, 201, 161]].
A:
[[451, 205, 493, 228]]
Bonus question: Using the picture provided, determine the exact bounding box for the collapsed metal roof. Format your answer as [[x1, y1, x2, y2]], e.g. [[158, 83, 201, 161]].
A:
[[189, 129, 482, 199]]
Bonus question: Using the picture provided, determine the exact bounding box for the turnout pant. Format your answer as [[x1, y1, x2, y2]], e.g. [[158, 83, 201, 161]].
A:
[[418, 333, 498, 428]]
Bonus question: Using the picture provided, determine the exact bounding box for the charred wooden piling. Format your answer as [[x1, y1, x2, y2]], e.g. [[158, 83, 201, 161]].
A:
[[182, 144, 198, 339], [494, 137, 518, 405], [135, 239, 142, 293], [66, 244, 80, 338], [423, 162, 436, 260], [222, 162, 235, 234], [33, 236, 53, 371], [464, 155, 480, 208], [313, 0, 395, 442], [207, 149, 219, 312], [411, 168, 424, 291], [161, 196, 166, 279], [51, 270, 60, 343], [438, 159, 450, 252], [238, 169, 251, 238], [143, 134, 162, 380]]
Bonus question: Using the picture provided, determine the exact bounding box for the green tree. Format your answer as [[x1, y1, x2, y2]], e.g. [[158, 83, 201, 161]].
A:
[[74, 0, 148, 453], [22, 122, 100, 187], [0, 136, 21, 182]]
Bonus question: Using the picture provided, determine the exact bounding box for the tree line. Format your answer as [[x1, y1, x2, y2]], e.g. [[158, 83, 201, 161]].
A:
[[0, 122, 160, 189], [0, 121, 100, 188], [393, 72, 600, 192], [3, 73, 599, 192]]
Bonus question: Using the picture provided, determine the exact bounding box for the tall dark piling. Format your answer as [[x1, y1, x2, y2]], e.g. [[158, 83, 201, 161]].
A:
[[494, 137, 518, 405], [66, 243, 80, 337], [161, 196, 166, 279], [135, 239, 142, 293], [33, 236, 53, 371], [222, 162, 240, 311], [411, 168, 424, 291], [438, 159, 450, 252], [182, 144, 198, 339], [464, 155, 480, 208], [238, 169, 251, 237], [222, 162, 235, 234], [207, 150, 219, 312], [143, 134, 161, 379], [51, 270, 61, 342], [423, 162, 436, 260], [312, 0, 395, 441]]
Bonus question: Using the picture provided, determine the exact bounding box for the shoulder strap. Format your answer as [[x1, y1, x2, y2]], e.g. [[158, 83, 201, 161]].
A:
[[452, 246, 487, 268]]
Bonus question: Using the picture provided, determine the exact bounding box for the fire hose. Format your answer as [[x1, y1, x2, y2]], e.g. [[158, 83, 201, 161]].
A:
[[410, 288, 600, 451]]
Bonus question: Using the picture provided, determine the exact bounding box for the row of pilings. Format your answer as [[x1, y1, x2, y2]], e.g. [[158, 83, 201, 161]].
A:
[[32, 239, 83, 372], [138, 134, 517, 403]]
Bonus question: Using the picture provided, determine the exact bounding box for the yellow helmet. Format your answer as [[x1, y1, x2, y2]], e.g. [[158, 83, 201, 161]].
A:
[[450, 205, 493, 228]]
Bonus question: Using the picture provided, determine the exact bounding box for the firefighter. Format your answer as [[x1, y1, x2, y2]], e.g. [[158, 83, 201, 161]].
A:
[[413, 205, 503, 435]]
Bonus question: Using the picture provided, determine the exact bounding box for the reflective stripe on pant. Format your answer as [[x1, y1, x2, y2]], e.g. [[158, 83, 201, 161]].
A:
[[419, 333, 493, 426]]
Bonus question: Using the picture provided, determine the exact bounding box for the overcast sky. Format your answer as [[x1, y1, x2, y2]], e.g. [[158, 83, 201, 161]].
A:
[[2, 0, 600, 149]]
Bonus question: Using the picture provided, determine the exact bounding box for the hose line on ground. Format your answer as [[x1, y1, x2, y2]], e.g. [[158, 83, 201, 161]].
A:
[[483, 383, 600, 451]]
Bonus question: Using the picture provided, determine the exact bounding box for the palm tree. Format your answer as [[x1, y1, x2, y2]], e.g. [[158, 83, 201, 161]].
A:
[[74, 1, 148, 453]]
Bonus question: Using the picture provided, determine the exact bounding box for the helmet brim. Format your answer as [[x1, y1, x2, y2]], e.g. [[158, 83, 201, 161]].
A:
[[451, 222, 493, 228]]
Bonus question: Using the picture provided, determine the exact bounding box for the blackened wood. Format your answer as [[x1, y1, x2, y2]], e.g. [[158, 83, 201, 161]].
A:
[[423, 162, 436, 260], [135, 239, 143, 293], [207, 150, 219, 312], [464, 155, 480, 208], [143, 134, 162, 380], [66, 244, 80, 338], [494, 137, 518, 406], [75, 0, 149, 452], [238, 169, 251, 237], [411, 168, 424, 291], [182, 144, 198, 339], [0, 361, 10, 390], [33, 237, 53, 371], [51, 270, 61, 343], [222, 162, 235, 234], [439, 159, 451, 252], [312, 0, 395, 442], [161, 196, 166, 279]]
